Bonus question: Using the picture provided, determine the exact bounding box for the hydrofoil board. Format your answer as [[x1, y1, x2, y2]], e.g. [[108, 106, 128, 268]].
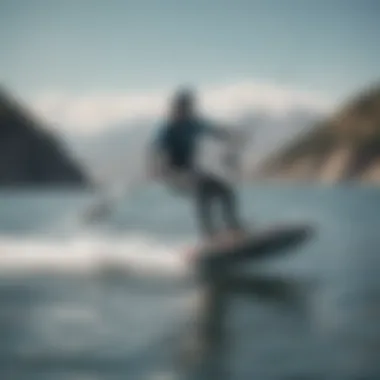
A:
[[190, 223, 315, 271]]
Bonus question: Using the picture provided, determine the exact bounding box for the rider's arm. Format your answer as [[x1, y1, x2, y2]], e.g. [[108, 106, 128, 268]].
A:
[[200, 118, 238, 141]]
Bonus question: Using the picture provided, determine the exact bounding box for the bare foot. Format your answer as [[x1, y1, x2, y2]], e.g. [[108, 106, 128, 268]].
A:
[[218, 229, 248, 247], [233, 228, 249, 241], [208, 231, 233, 248], [187, 231, 248, 259], [203, 237, 223, 251]]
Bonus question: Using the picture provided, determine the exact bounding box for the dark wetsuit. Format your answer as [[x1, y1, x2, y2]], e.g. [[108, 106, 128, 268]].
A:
[[153, 117, 243, 237]]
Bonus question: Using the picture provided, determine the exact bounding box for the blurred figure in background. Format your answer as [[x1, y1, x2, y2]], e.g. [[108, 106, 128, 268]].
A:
[[148, 87, 247, 249]]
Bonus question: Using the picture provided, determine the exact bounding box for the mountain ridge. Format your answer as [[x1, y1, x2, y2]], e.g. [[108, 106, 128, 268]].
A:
[[256, 84, 380, 182], [0, 87, 90, 187]]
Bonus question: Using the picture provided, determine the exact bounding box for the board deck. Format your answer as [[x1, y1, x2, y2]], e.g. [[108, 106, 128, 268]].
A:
[[195, 223, 315, 271]]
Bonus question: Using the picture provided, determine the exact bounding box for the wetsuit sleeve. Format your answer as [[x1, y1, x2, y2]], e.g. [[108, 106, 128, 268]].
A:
[[199, 118, 231, 140]]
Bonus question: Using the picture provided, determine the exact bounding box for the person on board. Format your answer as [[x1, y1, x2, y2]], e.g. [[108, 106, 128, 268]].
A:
[[148, 87, 246, 248]]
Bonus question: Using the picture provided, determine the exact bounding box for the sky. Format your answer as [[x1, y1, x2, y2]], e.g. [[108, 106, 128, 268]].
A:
[[1, 0, 380, 134]]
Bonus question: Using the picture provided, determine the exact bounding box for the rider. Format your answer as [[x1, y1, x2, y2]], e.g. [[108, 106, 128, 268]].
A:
[[148, 87, 246, 247]]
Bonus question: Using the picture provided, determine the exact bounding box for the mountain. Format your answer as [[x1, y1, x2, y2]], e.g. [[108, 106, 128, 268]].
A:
[[0, 88, 89, 187], [256, 84, 380, 182]]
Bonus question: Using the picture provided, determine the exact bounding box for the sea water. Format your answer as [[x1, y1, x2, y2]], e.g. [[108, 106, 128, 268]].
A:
[[0, 185, 379, 379]]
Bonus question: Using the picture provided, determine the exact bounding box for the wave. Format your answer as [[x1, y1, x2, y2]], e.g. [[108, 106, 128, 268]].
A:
[[0, 233, 190, 278]]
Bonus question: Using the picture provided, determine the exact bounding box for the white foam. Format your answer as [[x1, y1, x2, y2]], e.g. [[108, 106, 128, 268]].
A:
[[0, 233, 189, 277]]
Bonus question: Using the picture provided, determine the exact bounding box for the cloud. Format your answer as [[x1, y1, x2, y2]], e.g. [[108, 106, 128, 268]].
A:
[[31, 90, 166, 135], [30, 80, 333, 135]]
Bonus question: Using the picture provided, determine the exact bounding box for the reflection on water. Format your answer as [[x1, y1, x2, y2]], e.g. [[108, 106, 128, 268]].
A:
[[0, 269, 378, 379]]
